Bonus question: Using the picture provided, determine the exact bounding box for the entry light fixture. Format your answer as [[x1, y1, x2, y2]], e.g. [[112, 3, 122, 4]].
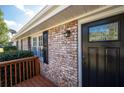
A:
[[63, 30, 71, 37]]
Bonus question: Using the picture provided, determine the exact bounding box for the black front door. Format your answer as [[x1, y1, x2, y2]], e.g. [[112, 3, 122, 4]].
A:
[[82, 13, 124, 87]]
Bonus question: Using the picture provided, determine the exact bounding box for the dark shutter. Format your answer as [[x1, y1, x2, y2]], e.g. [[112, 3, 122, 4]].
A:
[[28, 37, 31, 51], [43, 31, 48, 64], [21, 39, 23, 50], [16, 41, 18, 49]]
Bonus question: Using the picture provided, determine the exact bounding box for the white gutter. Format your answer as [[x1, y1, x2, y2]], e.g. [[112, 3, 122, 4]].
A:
[[15, 5, 52, 36], [14, 5, 70, 39]]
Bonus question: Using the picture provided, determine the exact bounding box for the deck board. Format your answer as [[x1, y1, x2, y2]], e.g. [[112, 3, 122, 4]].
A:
[[15, 75, 56, 87]]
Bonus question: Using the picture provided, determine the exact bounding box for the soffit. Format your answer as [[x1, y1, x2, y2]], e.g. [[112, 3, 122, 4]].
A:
[[15, 5, 105, 39]]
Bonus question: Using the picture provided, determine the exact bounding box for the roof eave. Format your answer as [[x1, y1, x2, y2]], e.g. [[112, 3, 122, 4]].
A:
[[13, 5, 70, 40]]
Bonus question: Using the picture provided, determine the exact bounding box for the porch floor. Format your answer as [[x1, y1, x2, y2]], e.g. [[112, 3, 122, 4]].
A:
[[16, 75, 56, 87]]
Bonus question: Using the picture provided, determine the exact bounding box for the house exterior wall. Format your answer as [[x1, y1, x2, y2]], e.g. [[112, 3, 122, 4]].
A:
[[16, 38, 29, 50], [22, 38, 28, 50], [13, 6, 124, 87], [40, 20, 78, 87], [18, 40, 22, 50]]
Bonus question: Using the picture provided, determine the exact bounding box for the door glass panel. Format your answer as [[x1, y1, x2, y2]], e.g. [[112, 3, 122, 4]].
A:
[[89, 22, 118, 42]]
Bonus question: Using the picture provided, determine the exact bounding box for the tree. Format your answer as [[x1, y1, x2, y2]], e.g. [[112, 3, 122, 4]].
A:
[[0, 9, 9, 45]]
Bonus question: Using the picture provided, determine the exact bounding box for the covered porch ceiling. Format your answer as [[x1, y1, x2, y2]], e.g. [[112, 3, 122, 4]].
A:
[[14, 5, 121, 39]]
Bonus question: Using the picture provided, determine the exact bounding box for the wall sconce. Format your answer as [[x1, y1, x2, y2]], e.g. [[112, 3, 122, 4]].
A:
[[63, 30, 71, 37]]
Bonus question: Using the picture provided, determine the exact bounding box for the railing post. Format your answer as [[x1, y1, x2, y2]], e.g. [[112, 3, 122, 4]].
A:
[[29, 61, 32, 78], [35, 57, 40, 75], [4, 65, 7, 87], [37, 58, 40, 75], [32, 61, 34, 77], [26, 61, 28, 79], [23, 62, 25, 81], [35, 58, 38, 75], [19, 62, 21, 82], [10, 64, 12, 87], [15, 63, 17, 85], [38, 60, 40, 74]]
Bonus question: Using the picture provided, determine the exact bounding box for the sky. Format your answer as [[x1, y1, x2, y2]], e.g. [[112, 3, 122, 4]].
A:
[[0, 5, 45, 32]]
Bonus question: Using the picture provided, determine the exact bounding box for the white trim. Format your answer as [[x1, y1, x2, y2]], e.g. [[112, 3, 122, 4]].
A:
[[77, 21, 82, 87], [31, 36, 38, 48], [78, 6, 124, 25], [38, 35, 43, 47], [16, 6, 52, 35], [13, 6, 113, 40], [14, 5, 70, 39], [31, 33, 43, 55], [78, 5, 124, 87]]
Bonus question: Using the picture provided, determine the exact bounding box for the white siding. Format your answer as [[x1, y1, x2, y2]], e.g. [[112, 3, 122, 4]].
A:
[[18, 40, 21, 50], [22, 38, 28, 50]]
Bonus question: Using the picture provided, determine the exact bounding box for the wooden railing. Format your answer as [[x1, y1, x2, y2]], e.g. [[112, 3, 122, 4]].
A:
[[0, 56, 40, 87]]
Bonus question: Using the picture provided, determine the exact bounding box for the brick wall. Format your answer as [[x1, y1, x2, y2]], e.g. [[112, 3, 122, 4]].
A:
[[40, 20, 78, 87]]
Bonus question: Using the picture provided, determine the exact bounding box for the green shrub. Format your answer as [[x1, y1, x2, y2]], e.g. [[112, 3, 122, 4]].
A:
[[0, 50, 34, 62], [4, 45, 17, 52]]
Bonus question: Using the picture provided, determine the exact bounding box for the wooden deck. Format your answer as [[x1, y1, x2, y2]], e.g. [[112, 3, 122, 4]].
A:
[[16, 75, 56, 87], [0, 57, 56, 87]]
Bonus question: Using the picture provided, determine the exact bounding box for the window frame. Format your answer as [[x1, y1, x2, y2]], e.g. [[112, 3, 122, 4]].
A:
[[32, 37, 37, 47], [86, 16, 122, 43], [38, 35, 43, 46], [88, 21, 119, 42]]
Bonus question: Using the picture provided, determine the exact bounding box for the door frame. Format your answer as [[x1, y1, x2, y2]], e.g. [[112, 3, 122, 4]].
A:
[[77, 6, 124, 87]]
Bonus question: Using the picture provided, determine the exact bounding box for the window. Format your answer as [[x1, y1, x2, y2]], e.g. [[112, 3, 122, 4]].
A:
[[33, 37, 37, 46], [38, 36, 43, 59], [89, 22, 118, 42], [32, 37, 37, 55], [38, 36, 43, 46]]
